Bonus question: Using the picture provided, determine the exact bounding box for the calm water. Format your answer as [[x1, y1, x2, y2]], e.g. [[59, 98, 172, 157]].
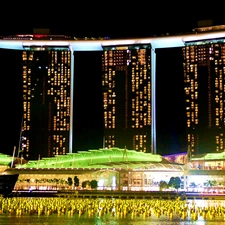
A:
[[0, 214, 224, 225], [1, 199, 225, 225]]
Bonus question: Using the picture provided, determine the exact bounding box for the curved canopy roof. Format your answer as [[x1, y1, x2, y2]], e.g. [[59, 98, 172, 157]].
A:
[[0, 148, 189, 174], [0, 153, 13, 165], [13, 147, 189, 172], [190, 152, 225, 161], [17, 148, 164, 169]]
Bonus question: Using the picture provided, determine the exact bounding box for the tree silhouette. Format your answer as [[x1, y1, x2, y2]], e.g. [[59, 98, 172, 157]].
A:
[[82, 180, 90, 189], [90, 180, 98, 189], [159, 180, 168, 191], [74, 176, 79, 187], [205, 180, 217, 187], [67, 177, 73, 187], [168, 177, 181, 190], [189, 182, 197, 188]]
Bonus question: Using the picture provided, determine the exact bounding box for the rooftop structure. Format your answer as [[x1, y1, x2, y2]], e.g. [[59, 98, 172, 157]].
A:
[[17, 147, 165, 169], [0, 30, 225, 50]]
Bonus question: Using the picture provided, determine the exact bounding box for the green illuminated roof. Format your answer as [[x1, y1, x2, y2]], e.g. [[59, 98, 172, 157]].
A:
[[0, 153, 13, 165], [190, 152, 225, 161], [17, 147, 163, 169]]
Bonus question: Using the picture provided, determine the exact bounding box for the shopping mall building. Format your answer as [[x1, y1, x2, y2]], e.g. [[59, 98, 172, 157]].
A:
[[1, 147, 225, 193]]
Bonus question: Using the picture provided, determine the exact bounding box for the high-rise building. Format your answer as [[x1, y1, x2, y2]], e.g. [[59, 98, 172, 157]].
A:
[[18, 34, 72, 161], [102, 45, 151, 152], [3, 26, 225, 159], [183, 25, 225, 156]]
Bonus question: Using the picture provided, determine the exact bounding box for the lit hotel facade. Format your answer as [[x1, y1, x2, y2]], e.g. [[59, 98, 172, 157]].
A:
[[102, 45, 151, 152], [183, 25, 225, 156], [21, 49, 71, 160], [1, 25, 225, 160], [20, 41, 152, 160]]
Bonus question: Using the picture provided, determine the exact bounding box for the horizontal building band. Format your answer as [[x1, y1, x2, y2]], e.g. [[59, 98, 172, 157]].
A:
[[0, 30, 225, 50], [23, 46, 70, 51]]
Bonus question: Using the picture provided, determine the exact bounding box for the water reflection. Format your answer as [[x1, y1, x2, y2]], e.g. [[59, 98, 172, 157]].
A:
[[0, 199, 225, 225], [1, 213, 225, 225]]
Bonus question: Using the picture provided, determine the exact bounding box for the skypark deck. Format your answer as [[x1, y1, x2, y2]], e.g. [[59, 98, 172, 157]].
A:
[[0, 30, 225, 50]]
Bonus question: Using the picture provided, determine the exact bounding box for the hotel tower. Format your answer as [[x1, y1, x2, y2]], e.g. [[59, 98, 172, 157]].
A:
[[19, 34, 72, 160], [102, 45, 151, 152], [3, 23, 225, 160], [183, 25, 225, 156]]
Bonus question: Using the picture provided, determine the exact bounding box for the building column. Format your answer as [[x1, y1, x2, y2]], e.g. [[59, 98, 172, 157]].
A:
[[128, 172, 131, 191], [118, 171, 121, 191], [69, 48, 74, 153], [151, 47, 156, 154], [183, 172, 187, 191]]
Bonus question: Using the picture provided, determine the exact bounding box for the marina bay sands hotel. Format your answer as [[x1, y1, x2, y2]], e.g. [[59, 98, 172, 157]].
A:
[[1, 24, 225, 161]]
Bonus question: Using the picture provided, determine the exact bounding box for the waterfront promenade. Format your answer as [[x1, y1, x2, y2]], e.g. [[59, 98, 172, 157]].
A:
[[11, 190, 225, 200]]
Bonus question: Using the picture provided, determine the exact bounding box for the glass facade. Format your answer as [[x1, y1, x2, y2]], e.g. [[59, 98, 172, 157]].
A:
[[21, 50, 71, 160], [102, 45, 151, 152], [183, 39, 225, 156]]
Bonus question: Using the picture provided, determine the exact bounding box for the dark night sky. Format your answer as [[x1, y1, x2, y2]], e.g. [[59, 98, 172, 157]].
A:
[[0, 7, 225, 156]]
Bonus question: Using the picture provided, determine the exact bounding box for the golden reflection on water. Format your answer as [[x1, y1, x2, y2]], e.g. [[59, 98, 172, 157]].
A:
[[0, 199, 225, 225], [0, 213, 224, 225], [188, 199, 225, 207]]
